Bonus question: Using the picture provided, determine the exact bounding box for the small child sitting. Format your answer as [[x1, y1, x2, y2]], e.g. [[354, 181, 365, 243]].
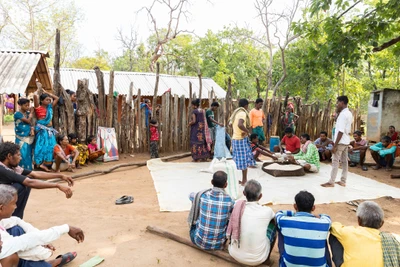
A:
[[250, 133, 278, 162], [149, 119, 159, 158], [68, 133, 88, 168], [87, 135, 105, 162]]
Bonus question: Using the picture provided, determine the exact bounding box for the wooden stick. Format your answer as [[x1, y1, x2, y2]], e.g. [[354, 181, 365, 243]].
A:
[[363, 162, 400, 169], [390, 174, 400, 179], [107, 70, 114, 128], [48, 152, 191, 183], [146, 226, 271, 267]]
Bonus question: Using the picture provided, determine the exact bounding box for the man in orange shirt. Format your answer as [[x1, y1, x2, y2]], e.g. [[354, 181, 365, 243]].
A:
[[249, 98, 266, 145]]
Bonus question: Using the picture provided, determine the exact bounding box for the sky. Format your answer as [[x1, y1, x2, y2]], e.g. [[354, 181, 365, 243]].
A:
[[74, 0, 292, 58]]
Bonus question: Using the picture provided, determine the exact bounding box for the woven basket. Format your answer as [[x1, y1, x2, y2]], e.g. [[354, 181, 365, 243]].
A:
[[262, 162, 305, 177]]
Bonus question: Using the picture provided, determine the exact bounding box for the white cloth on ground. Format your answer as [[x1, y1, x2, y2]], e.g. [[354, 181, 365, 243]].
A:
[[228, 202, 275, 266], [334, 108, 353, 145], [0, 217, 69, 260], [297, 159, 319, 173]]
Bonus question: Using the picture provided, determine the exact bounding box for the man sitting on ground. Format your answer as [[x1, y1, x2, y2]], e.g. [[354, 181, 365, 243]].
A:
[[228, 180, 276, 266], [188, 171, 235, 250], [329, 201, 400, 267], [0, 142, 74, 219], [348, 130, 369, 171], [370, 136, 397, 171], [274, 127, 301, 154], [276, 191, 332, 267], [0, 184, 84, 267], [249, 134, 277, 162], [287, 133, 320, 173], [314, 131, 333, 161]]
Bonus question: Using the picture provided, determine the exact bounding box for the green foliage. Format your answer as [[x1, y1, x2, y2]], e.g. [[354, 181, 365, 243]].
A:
[[69, 49, 111, 70], [4, 114, 13, 123]]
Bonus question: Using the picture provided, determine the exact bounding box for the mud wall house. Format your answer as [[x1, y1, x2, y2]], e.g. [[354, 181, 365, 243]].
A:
[[0, 50, 53, 132], [367, 89, 400, 142]]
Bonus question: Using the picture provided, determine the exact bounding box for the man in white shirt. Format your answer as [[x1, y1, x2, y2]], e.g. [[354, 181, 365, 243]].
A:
[[0, 185, 84, 267], [321, 96, 353, 187], [228, 180, 275, 266]]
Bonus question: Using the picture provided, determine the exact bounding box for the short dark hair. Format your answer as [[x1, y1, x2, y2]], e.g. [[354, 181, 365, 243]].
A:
[[66, 89, 76, 96], [255, 98, 263, 104], [39, 93, 50, 104], [284, 127, 293, 134], [250, 133, 258, 141], [211, 101, 219, 107], [320, 131, 328, 136], [300, 133, 310, 140], [191, 99, 200, 106], [17, 98, 30, 106], [353, 130, 362, 136], [68, 133, 77, 140], [150, 119, 157, 124], [389, 125, 395, 130], [337, 95, 349, 105], [87, 135, 96, 144], [381, 136, 391, 143], [0, 142, 20, 162], [238, 98, 249, 108], [295, 191, 315, 212], [212, 171, 227, 188]]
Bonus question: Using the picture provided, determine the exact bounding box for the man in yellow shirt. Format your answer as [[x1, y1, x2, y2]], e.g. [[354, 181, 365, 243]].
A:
[[229, 99, 256, 186], [329, 201, 400, 267], [249, 98, 266, 145]]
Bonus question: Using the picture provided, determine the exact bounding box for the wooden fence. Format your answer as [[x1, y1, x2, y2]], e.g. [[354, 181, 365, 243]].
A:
[[52, 72, 361, 155]]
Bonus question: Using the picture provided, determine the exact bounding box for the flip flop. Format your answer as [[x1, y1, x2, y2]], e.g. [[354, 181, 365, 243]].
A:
[[56, 252, 77, 267], [362, 165, 368, 171], [115, 195, 134, 205]]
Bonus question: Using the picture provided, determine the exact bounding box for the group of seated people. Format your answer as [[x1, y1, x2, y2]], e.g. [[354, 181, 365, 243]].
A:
[[0, 142, 85, 266], [251, 126, 400, 173], [188, 171, 400, 266]]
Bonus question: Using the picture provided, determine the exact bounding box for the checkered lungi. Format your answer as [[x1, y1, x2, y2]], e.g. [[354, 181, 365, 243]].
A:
[[348, 151, 362, 163], [232, 137, 256, 170]]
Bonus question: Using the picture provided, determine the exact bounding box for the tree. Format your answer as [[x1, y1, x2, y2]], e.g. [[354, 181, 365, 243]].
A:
[[115, 25, 138, 72], [140, 0, 193, 72], [70, 49, 111, 70], [301, 0, 400, 68], [112, 43, 152, 72], [0, 0, 82, 65]]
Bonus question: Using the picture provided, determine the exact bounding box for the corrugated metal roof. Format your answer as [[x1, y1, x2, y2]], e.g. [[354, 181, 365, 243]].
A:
[[49, 68, 226, 98], [0, 51, 40, 94]]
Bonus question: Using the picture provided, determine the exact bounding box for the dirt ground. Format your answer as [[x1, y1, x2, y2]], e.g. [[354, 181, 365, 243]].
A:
[[21, 152, 399, 267], [3, 124, 399, 266]]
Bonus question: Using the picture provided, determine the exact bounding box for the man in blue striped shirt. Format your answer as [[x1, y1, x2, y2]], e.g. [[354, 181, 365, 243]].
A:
[[276, 191, 332, 267]]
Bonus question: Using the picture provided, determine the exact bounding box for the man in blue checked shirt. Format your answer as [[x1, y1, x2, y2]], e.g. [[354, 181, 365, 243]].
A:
[[188, 171, 235, 250], [275, 191, 332, 267]]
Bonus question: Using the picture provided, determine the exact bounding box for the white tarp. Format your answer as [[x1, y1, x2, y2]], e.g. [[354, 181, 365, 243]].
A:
[[147, 159, 400, 212]]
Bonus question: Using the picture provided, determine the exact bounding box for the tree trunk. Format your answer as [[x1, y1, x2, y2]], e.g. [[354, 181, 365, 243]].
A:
[[198, 71, 202, 102], [256, 78, 261, 99], [153, 62, 160, 109], [76, 79, 89, 142], [107, 70, 115, 128], [94, 66, 106, 127]]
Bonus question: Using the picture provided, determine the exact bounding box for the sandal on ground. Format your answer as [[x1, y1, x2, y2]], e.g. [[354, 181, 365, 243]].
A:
[[361, 165, 368, 171], [56, 252, 77, 267], [115, 195, 134, 205], [385, 167, 392, 172], [349, 162, 357, 167], [372, 165, 382, 170]]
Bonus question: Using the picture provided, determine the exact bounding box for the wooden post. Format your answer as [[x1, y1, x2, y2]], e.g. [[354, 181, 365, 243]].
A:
[[126, 82, 134, 152], [52, 29, 61, 131], [180, 95, 186, 151], [152, 62, 160, 111], [120, 96, 127, 153], [198, 71, 202, 101], [225, 77, 232, 127], [76, 79, 89, 142], [107, 70, 115, 128], [94, 66, 106, 127], [161, 93, 167, 152], [174, 94, 179, 151], [0, 96, 3, 135], [256, 77, 261, 99], [137, 89, 142, 152]]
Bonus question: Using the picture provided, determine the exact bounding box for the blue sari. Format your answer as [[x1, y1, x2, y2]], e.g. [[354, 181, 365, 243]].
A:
[[34, 105, 57, 166], [14, 111, 34, 170]]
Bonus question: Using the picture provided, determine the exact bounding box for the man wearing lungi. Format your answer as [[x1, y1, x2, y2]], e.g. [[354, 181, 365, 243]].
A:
[[229, 99, 256, 186]]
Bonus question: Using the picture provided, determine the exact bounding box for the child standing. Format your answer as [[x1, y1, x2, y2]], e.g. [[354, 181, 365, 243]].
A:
[[149, 119, 159, 158], [87, 135, 105, 162], [250, 134, 278, 162]]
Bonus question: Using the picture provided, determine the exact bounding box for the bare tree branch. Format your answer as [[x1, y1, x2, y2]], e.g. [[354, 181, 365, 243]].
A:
[[336, 0, 361, 20], [372, 35, 400, 52]]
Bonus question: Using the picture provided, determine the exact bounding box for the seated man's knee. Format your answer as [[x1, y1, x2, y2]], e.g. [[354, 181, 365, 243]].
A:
[[303, 164, 311, 171], [0, 253, 19, 267]]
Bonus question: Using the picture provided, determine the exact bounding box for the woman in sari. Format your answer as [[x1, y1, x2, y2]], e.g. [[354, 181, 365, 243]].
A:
[[14, 98, 35, 170], [33, 92, 59, 172], [188, 99, 211, 162]]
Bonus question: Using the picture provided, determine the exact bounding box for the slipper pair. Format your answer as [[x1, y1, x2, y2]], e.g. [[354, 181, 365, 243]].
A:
[[56, 252, 77, 267], [115, 195, 134, 205]]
